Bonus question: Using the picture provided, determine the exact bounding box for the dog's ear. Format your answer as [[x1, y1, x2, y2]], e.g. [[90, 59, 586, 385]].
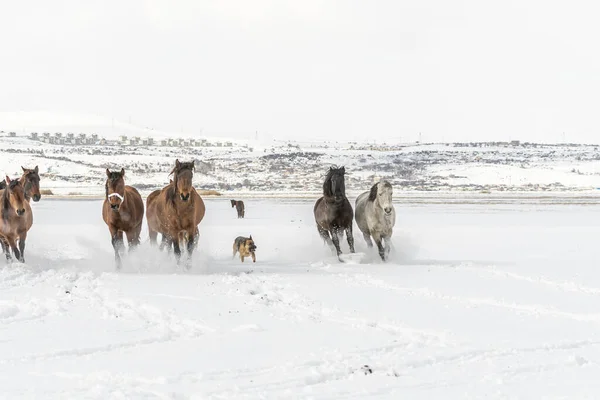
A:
[[249, 235, 253, 240], [368, 183, 378, 201]]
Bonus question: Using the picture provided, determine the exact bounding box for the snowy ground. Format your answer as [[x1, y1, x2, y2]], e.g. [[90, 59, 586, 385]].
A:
[[2, 198, 600, 399]]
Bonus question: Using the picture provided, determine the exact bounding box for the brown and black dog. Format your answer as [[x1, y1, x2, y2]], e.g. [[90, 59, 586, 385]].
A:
[[232, 235, 257, 262], [230, 199, 245, 218]]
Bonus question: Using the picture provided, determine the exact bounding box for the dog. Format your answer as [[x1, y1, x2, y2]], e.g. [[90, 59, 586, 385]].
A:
[[232, 235, 257, 262]]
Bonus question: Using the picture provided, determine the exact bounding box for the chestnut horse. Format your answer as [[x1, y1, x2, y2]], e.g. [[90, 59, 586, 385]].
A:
[[0, 177, 33, 263], [0, 166, 41, 255], [313, 166, 355, 261], [0, 166, 42, 202], [102, 168, 144, 269], [146, 159, 205, 266]]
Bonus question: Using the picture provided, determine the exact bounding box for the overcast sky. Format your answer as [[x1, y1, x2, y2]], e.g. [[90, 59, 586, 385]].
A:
[[1, 0, 599, 143]]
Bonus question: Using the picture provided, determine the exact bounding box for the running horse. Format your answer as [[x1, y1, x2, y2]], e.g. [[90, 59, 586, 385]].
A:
[[0, 176, 32, 263], [0, 166, 41, 255], [102, 168, 145, 269], [0, 166, 42, 202], [313, 166, 355, 261], [146, 159, 205, 266]]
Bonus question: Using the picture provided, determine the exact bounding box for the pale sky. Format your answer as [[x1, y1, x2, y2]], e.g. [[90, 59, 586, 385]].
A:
[[1, 0, 600, 143]]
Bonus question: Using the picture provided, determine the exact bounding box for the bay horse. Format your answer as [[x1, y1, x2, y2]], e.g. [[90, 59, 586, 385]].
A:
[[230, 199, 245, 218], [0, 166, 42, 202], [0, 176, 32, 263], [146, 159, 205, 265], [355, 180, 396, 261], [0, 166, 41, 255], [313, 166, 355, 261], [102, 168, 144, 269]]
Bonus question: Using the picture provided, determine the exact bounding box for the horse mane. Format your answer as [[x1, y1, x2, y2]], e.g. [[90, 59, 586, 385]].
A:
[[368, 180, 392, 202], [1, 179, 20, 220], [322, 166, 345, 198]]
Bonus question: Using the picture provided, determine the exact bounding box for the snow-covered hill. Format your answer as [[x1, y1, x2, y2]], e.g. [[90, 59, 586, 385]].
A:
[[1, 114, 600, 196]]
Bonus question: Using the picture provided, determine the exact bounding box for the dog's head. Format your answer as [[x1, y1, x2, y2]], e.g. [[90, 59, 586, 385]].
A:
[[244, 235, 257, 252]]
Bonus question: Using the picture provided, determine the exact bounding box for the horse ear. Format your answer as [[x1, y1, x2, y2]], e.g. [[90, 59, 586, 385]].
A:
[[120, 168, 125, 176], [175, 159, 181, 169], [21, 166, 26, 172], [106, 168, 111, 178], [5, 176, 10, 185], [368, 183, 378, 201], [341, 166, 345, 173], [191, 160, 195, 170], [34, 166, 39, 174]]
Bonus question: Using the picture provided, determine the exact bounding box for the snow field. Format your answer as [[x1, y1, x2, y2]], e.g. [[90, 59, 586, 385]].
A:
[[1, 198, 600, 398]]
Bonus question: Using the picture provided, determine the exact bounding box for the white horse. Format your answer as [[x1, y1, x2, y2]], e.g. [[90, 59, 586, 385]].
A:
[[354, 180, 396, 261]]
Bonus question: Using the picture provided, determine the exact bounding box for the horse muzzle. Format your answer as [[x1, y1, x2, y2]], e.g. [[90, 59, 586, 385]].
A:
[[32, 194, 41, 202], [110, 203, 120, 211], [16, 208, 25, 216], [180, 193, 190, 201], [384, 207, 392, 215]]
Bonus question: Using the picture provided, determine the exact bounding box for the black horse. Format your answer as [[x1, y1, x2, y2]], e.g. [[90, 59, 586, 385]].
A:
[[313, 166, 355, 261]]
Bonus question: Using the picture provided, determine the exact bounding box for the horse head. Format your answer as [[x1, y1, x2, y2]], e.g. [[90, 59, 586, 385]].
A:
[[170, 159, 195, 202], [324, 166, 346, 203], [369, 180, 394, 215], [4, 176, 26, 216], [105, 168, 126, 211], [230, 199, 237, 208], [21, 165, 41, 202]]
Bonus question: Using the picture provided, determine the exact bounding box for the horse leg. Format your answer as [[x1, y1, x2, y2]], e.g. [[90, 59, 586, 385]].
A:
[[317, 225, 333, 248], [126, 226, 141, 252], [110, 227, 124, 269], [372, 233, 386, 261], [362, 231, 374, 248], [172, 239, 182, 263], [17, 231, 27, 263], [345, 225, 356, 253], [159, 234, 172, 253], [330, 228, 343, 258], [1, 236, 12, 262], [148, 226, 158, 246], [6, 236, 21, 264]]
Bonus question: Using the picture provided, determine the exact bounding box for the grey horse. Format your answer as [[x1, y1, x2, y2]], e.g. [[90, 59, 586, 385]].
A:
[[354, 180, 396, 261]]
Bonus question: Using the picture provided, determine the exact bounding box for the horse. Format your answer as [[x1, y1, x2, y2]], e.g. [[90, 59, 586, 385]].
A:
[[101, 168, 145, 269], [146, 159, 205, 265], [230, 199, 245, 218], [0, 166, 42, 202], [355, 180, 396, 261], [0, 166, 42, 255], [0, 176, 33, 263], [313, 166, 355, 261]]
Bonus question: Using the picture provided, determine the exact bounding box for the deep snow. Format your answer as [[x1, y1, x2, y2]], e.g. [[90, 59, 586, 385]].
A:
[[1, 197, 600, 399]]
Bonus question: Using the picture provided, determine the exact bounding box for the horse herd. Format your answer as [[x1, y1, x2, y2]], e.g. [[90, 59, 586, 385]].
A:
[[0, 162, 396, 268]]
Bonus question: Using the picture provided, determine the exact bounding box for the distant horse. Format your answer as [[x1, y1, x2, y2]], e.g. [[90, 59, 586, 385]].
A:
[[313, 166, 355, 261], [0, 177, 32, 263], [230, 199, 245, 218], [355, 180, 396, 261], [102, 168, 145, 269], [146, 159, 205, 265], [0, 166, 42, 202]]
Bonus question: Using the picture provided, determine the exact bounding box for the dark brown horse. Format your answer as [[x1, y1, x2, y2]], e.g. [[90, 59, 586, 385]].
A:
[[313, 166, 355, 261], [230, 199, 245, 218], [102, 168, 145, 269], [0, 166, 42, 202], [0, 177, 33, 263], [146, 159, 205, 266]]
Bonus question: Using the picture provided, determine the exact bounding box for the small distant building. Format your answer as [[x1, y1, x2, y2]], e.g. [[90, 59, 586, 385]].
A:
[[55, 132, 63, 138], [91, 133, 99, 141], [511, 140, 520, 146], [30, 132, 39, 140], [160, 139, 168, 146], [119, 135, 128, 144], [43, 132, 51, 138], [147, 137, 154, 146], [129, 139, 137, 146], [67, 132, 75, 139], [8, 131, 16, 137]]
